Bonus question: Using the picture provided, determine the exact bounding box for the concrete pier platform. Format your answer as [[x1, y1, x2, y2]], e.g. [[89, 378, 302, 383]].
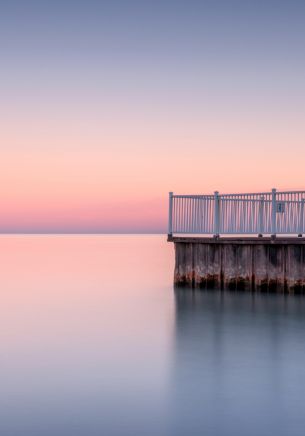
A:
[[168, 236, 305, 292]]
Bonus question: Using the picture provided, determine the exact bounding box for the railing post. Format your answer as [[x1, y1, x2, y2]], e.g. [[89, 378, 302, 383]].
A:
[[214, 191, 220, 238], [168, 192, 173, 237], [258, 195, 264, 237], [298, 198, 304, 237], [271, 188, 277, 237]]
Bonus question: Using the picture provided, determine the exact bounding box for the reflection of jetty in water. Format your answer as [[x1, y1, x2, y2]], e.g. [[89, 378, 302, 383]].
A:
[[171, 290, 305, 436]]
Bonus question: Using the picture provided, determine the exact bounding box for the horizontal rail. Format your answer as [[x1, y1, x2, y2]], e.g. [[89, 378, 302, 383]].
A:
[[168, 189, 305, 237]]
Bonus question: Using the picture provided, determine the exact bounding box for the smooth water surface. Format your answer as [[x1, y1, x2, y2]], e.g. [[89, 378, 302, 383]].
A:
[[1, 235, 305, 436]]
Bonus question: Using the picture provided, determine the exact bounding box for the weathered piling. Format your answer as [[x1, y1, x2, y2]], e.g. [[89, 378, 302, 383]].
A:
[[169, 236, 305, 293]]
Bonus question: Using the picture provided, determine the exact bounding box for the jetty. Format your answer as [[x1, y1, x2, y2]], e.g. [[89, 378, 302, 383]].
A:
[[168, 189, 305, 292]]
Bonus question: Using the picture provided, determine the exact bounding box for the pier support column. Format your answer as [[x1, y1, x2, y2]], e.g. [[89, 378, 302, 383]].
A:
[[171, 237, 305, 293]]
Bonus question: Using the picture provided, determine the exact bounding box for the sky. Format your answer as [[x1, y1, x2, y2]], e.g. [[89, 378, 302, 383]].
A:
[[1, 0, 305, 233]]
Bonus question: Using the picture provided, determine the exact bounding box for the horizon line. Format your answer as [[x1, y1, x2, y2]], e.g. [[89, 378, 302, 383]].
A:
[[0, 232, 167, 235]]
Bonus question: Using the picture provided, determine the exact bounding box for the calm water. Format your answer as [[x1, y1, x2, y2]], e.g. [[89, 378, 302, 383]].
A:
[[1, 235, 305, 435]]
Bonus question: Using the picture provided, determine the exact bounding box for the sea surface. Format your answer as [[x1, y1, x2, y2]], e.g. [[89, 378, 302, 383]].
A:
[[1, 235, 305, 436]]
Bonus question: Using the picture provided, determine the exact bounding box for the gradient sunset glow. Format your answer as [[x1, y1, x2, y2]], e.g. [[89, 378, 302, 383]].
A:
[[1, 0, 305, 232]]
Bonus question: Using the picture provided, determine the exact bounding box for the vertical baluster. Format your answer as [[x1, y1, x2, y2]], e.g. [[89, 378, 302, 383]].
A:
[[185, 197, 188, 233], [258, 196, 264, 236], [168, 192, 173, 236], [298, 198, 304, 237], [214, 191, 220, 237], [181, 197, 183, 233], [177, 198, 181, 233], [271, 188, 277, 237]]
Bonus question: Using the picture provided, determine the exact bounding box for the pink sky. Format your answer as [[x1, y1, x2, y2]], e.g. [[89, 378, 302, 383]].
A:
[[1, 123, 305, 232]]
